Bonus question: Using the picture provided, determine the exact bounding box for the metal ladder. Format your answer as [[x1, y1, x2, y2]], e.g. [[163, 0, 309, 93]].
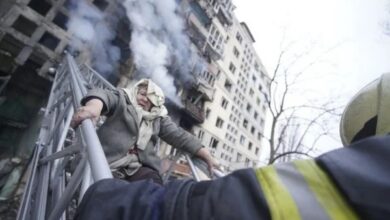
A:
[[16, 54, 222, 220]]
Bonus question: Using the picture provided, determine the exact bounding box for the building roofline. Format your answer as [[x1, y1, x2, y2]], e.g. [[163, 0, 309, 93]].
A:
[[239, 22, 256, 43]]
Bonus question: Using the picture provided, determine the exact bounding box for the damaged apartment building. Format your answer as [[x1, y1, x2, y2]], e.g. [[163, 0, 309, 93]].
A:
[[0, 0, 270, 211]]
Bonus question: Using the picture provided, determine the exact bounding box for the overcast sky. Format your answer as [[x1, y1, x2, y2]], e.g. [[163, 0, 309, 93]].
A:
[[233, 0, 390, 155], [235, 0, 390, 98]]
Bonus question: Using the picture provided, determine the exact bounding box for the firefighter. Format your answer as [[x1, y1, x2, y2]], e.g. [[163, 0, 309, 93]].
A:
[[74, 73, 390, 220], [71, 79, 216, 185]]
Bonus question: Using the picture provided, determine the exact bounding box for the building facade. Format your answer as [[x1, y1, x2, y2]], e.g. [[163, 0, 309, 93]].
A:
[[0, 0, 269, 191], [160, 0, 271, 172]]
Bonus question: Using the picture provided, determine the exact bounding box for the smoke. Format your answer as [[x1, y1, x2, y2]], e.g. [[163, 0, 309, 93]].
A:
[[122, 0, 201, 103], [66, 0, 120, 78]]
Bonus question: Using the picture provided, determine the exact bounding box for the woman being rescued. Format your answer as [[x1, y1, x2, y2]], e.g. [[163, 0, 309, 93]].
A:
[[71, 79, 216, 185]]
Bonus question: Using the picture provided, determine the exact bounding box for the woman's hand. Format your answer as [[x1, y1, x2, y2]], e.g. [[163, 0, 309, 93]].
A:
[[71, 99, 104, 128], [195, 148, 218, 176]]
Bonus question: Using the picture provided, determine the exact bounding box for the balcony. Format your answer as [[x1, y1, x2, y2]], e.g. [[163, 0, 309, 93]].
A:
[[189, 1, 212, 27], [216, 7, 233, 26], [193, 64, 216, 101], [195, 77, 215, 101], [183, 99, 205, 124], [203, 41, 223, 61], [187, 15, 207, 51]]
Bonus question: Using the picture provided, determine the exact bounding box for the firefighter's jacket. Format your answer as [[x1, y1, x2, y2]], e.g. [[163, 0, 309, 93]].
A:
[[75, 135, 390, 220]]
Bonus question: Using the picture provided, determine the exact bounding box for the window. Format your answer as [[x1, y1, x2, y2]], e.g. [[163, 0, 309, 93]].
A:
[[205, 108, 211, 119], [240, 135, 245, 145], [249, 88, 254, 97], [224, 79, 232, 92], [252, 75, 257, 82], [246, 103, 252, 112], [260, 118, 265, 127], [28, 0, 52, 16], [245, 158, 250, 167], [198, 130, 204, 140], [258, 84, 263, 92], [233, 46, 240, 58], [242, 119, 248, 128], [53, 12, 69, 30], [216, 117, 224, 128], [38, 32, 60, 51], [236, 32, 243, 43], [257, 132, 262, 141], [229, 62, 236, 74], [256, 98, 261, 106], [0, 34, 24, 57], [209, 137, 219, 149], [248, 142, 252, 150], [12, 16, 38, 37], [255, 147, 259, 155], [254, 111, 258, 119], [251, 126, 255, 134], [237, 153, 242, 162], [221, 97, 229, 109]]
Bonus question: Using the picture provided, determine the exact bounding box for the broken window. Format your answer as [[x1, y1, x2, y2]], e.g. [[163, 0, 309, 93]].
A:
[[39, 32, 60, 51], [0, 34, 24, 57], [53, 12, 69, 30], [12, 16, 38, 37], [28, 0, 52, 16], [209, 137, 219, 149], [93, 0, 109, 11]]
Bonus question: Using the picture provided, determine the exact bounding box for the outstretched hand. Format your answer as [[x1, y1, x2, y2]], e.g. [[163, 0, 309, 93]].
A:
[[71, 99, 104, 128], [195, 148, 218, 176]]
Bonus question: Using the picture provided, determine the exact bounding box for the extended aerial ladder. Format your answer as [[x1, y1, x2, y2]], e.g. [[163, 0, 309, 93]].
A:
[[16, 54, 223, 220]]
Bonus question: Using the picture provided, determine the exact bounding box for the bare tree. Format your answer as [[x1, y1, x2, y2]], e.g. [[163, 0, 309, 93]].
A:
[[261, 38, 342, 165]]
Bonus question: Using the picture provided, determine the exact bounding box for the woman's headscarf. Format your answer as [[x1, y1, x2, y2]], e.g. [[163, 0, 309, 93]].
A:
[[122, 79, 168, 150]]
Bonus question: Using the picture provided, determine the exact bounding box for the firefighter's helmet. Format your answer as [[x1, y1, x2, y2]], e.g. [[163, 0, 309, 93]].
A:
[[340, 73, 390, 146]]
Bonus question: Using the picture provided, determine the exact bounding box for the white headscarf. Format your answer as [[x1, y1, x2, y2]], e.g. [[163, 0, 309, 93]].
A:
[[122, 79, 168, 150]]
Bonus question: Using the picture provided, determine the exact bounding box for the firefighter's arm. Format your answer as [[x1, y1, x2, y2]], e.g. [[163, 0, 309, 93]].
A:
[[74, 169, 270, 220]]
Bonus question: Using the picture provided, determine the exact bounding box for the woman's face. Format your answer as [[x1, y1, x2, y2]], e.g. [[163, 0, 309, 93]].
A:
[[136, 87, 152, 111]]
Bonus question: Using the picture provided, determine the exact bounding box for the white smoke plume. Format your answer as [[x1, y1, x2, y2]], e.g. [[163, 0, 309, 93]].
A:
[[122, 0, 200, 103], [66, 0, 120, 79]]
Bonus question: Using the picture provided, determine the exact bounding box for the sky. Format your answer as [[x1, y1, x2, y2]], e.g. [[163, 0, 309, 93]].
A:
[[235, 0, 390, 96], [233, 0, 390, 156]]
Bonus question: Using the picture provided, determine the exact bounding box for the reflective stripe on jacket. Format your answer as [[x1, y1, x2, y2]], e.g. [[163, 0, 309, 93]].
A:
[[256, 160, 358, 220], [75, 135, 390, 220]]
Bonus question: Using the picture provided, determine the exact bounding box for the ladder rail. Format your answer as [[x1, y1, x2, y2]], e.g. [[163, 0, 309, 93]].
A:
[[17, 54, 224, 219], [17, 55, 113, 220]]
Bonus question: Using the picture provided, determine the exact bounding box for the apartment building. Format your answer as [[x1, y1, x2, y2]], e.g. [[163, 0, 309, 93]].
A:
[[179, 0, 271, 171], [0, 0, 269, 188]]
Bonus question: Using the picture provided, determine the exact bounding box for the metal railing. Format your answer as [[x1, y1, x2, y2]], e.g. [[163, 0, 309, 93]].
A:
[[17, 54, 222, 220], [17, 54, 113, 220]]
